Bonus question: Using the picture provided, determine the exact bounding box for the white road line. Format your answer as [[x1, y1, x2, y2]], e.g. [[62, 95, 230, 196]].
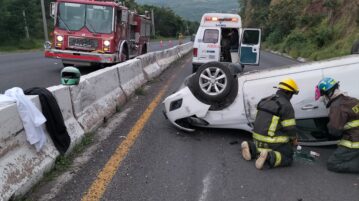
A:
[[198, 171, 213, 201]]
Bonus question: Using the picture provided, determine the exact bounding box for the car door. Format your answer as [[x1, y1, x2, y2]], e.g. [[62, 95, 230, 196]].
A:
[[239, 28, 261, 65], [242, 68, 326, 123], [198, 28, 221, 63], [321, 60, 359, 99], [298, 56, 359, 145], [242, 66, 341, 145]]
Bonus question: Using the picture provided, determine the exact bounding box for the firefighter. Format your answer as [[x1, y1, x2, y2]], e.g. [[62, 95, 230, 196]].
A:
[[178, 33, 184, 45], [241, 78, 299, 170], [221, 29, 231, 62], [315, 77, 359, 173]]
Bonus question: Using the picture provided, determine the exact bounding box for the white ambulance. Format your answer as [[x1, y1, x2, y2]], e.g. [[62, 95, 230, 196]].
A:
[[192, 13, 261, 72]]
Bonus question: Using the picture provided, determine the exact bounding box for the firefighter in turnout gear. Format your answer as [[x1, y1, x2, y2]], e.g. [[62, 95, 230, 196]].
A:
[[315, 77, 359, 173], [241, 78, 299, 170]]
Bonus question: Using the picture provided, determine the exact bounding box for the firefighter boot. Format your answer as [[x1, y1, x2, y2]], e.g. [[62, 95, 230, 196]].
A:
[[241, 141, 251, 161], [255, 150, 269, 170]]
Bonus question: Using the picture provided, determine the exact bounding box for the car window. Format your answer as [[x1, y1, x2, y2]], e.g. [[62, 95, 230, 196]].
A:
[[296, 117, 340, 142], [203, 29, 219, 43], [242, 30, 259, 45]]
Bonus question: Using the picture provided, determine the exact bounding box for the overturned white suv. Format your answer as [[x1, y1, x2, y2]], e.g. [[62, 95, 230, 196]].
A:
[[163, 55, 359, 146]]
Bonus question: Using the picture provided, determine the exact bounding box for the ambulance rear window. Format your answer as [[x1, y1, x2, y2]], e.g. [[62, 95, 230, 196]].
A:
[[242, 30, 260, 45], [203, 29, 219, 43]]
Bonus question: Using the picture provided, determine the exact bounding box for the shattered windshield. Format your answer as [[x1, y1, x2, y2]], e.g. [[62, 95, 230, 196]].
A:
[[58, 3, 113, 34]]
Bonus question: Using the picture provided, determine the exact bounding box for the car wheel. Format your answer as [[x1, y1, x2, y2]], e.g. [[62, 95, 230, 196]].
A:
[[192, 62, 234, 102], [351, 40, 359, 54], [192, 64, 200, 73]]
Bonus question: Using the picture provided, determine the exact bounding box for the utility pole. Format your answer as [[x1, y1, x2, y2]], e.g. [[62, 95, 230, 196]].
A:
[[151, 9, 155, 37], [41, 0, 49, 41], [22, 10, 30, 39]]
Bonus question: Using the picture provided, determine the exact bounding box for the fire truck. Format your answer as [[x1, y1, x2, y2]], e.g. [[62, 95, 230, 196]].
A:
[[44, 0, 151, 67]]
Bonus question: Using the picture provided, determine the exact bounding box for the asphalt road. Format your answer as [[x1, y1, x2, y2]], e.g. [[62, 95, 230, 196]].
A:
[[27, 52, 359, 201], [0, 39, 187, 93]]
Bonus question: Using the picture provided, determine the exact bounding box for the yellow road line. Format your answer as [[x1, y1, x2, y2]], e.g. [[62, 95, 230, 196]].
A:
[[81, 63, 185, 201]]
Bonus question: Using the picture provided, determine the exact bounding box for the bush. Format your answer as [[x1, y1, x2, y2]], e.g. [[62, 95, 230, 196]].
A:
[[313, 25, 334, 48], [297, 15, 325, 28], [284, 31, 308, 49], [245, 0, 357, 61], [280, 30, 319, 58], [0, 39, 42, 52], [265, 29, 283, 45]]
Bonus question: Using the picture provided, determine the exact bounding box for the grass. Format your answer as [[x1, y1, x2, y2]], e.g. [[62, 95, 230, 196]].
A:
[[116, 105, 122, 112], [12, 132, 95, 201], [147, 77, 162, 84], [261, 0, 359, 61], [44, 132, 94, 181], [0, 39, 44, 53], [135, 87, 146, 96], [264, 21, 359, 61]]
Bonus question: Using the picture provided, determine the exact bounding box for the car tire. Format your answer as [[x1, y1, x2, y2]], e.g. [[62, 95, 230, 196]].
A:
[[191, 62, 235, 102], [351, 40, 359, 54], [62, 62, 72, 67], [192, 64, 200, 73]]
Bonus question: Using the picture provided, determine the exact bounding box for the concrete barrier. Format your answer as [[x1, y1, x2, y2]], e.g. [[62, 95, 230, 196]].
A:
[[115, 59, 147, 96], [155, 46, 180, 71], [47, 85, 85, 152], [70, 67, 126, 132], [136, 52, 161, 80], [0, 96, 59, 201], [0, 44, 190, 200], [179, 42, 193, 56]]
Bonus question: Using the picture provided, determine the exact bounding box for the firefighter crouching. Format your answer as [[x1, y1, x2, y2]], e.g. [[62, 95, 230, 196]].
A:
[[315, 77, 359, 173], [178, 33, 184, 45], [241, 78, 299, 170]]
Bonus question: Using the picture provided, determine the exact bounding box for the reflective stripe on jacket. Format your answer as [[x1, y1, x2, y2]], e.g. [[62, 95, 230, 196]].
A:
[[339, 140, 359, 149], [327, 95, 359, 147], [252, 90, 296, 144]]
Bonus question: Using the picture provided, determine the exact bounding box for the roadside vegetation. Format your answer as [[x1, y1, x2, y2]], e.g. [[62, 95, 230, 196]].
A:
[[0, 0, 198, 52], [239, 0, 359, 60]]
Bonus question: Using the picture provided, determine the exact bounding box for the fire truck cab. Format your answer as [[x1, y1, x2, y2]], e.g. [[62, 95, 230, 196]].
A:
[[45, 0, 151, 67]]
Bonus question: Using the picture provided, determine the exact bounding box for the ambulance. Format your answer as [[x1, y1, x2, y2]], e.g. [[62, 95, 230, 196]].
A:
[[192, 13, 261, 72]]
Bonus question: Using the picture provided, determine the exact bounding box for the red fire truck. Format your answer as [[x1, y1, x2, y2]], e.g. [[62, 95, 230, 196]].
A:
[[45, 0, 151, 67]]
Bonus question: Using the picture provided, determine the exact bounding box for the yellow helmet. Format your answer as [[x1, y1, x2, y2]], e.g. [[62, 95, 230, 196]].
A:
[[278, 77, 299, 94]]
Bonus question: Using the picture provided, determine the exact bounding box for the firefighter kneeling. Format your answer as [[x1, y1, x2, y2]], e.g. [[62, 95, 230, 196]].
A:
[[241, 78, 299, 170], [315, 77, 359, 173]]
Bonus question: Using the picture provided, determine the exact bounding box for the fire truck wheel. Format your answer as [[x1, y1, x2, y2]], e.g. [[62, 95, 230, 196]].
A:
[[62, 63, 72, 67], [121, 49, 129, 62], [141, 45, 147, 54]]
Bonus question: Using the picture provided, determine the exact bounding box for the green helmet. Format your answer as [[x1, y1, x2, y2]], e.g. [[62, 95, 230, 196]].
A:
[[61, 67, 81, 85]]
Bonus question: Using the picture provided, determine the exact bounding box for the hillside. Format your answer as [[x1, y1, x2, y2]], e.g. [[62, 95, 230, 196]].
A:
[[136, 0, 239, 21], [240, 0, 359, 60]]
